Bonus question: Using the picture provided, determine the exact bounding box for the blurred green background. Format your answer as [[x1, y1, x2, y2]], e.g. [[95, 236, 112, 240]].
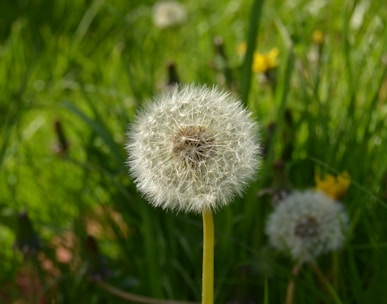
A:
[[1, 0, 387, 303]]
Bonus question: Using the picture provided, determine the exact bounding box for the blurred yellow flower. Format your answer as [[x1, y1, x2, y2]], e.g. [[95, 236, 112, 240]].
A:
[[315, 172, 350, 200], [252, 48, 279, 73], [236, 43, 279, 73], [312, 30, 324, 45]]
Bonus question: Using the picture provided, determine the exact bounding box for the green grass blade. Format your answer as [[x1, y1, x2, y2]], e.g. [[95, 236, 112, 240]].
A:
[[240, 0, 265, 106], [61, 100, 125, 169]]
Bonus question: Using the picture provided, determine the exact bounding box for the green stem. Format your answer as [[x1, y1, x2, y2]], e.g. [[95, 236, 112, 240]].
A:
[[309, 261, 343, 303], [285, 263, 301, 304], [240, 0, 265, 106], [202, 209, 214, 304], [309, 261, 330, 294]]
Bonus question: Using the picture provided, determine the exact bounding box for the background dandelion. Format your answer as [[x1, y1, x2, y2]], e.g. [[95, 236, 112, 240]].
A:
[[265, 190, 348, 263], [152, 1, 187, 29]]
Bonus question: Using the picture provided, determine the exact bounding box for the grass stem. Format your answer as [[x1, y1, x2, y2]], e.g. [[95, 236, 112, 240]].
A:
[[240, 0, 265, 106]]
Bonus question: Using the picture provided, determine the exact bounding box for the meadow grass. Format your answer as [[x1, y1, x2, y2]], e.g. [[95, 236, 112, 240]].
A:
[[1, 0, 387, 303]]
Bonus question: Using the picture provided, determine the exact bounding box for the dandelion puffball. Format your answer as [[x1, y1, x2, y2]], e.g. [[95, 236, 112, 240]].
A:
[[265, 190, 348, 263], [126, 85, 260, 213], [152, 1, 187, 29]]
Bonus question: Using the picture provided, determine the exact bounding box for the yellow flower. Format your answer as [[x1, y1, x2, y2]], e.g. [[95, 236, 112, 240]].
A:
[[312, 30, 324, 45], [315, 172, 350, 200], [252, 48, 279, 73]]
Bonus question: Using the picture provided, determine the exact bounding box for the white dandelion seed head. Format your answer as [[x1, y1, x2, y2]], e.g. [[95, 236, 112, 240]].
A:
[[152, 1, 187, 29], [265, 190, 348, 263], [126, 85, 260, 213]]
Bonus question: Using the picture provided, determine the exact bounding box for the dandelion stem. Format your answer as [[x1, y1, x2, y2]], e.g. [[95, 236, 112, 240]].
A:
[[202, 209, 214, 304], [285, 263, 300, 304]]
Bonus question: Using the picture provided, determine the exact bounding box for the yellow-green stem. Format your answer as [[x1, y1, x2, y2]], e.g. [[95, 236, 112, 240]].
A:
[[285, 263, 300, 304], [202, 209, 214, 304]]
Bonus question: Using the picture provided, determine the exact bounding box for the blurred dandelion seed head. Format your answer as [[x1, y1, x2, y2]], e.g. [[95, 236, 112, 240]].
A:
[[265, 190, 348, 263], [126, 85, 260, 213], [294, 216, 320, 239], [152, 1, 187, 29]]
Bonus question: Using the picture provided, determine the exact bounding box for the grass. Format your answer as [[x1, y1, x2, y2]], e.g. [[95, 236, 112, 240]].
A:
[[1, 0, 387, 303]]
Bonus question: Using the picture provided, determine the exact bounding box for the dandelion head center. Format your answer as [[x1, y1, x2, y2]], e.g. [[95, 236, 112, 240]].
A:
[[172, 125, 215, 167], [294, 216, 320, 239]]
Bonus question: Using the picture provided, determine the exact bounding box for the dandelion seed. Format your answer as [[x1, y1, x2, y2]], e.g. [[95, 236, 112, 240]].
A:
[[265, 190, 348, 263], [126, 85, 260, 213]]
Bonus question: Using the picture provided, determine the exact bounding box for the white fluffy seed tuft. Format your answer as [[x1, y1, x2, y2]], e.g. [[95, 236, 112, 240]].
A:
[[265, 190, 348, 263], [126, 85, 260, 213]]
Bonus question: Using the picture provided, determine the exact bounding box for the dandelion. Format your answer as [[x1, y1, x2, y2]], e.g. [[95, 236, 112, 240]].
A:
[[152, 1, 187, 29], [126, 84, 260, 303], [265, 190, 348, 264], [252, 48, 279, 74], [126, 84, 260, 213], [315, 172, 350, 200]]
